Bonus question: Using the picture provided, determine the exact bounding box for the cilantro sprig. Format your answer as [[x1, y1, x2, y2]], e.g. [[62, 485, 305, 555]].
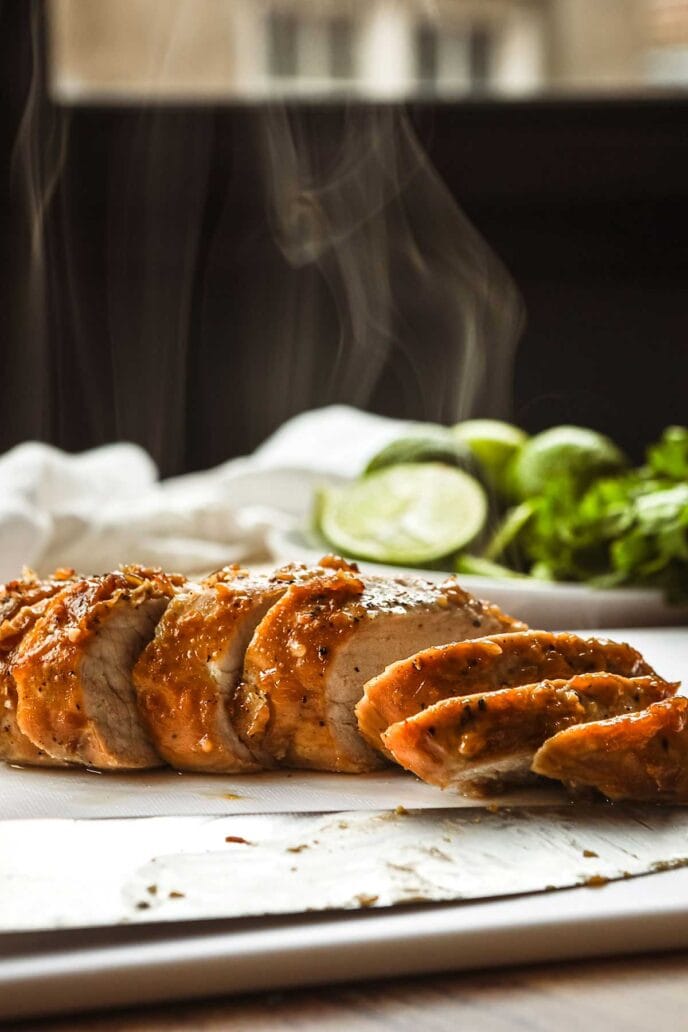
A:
[[489, 427, 688, 603]]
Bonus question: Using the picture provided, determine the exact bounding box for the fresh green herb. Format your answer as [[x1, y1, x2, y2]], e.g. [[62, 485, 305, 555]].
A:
[[497, 430, 688, 603], [647, 426, 688, 481]]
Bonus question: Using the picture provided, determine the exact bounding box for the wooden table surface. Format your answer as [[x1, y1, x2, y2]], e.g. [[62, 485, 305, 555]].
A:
[[15, 950, 688, 1031]]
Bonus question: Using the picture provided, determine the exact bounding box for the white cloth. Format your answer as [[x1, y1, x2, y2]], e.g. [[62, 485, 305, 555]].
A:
[[0, 406, 410, 580]]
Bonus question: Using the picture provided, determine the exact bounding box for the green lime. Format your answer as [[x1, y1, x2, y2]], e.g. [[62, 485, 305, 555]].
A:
[[310, 486, 326, 536], [509, 425, 628, 500], [452, 419, 527, 494], [364, 426, 475, 476], [318, 463, 488, 566]]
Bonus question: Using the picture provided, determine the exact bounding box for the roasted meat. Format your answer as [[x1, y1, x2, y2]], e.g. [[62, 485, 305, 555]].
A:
[[532, 696, 688, 803], [0, 568, 75, 765], [133, 562, 324, 772], [357, 630, 656, 758], [383, 673, 677, 794], [13, 567, 180, 769], [1, 553, 674, 796], [233, 560, 522, 773]]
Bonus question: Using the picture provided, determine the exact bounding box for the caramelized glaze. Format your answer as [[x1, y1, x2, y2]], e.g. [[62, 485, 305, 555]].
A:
[[234, 565, 366, 769], [12, 566, 177, 765], [383, 672, 677, 791], [235, 563, 522, 772], [533, 696, 688, 802], [357, 630, 656, 756], [0, 569, 76, 764], [133, 562, 323, 772]]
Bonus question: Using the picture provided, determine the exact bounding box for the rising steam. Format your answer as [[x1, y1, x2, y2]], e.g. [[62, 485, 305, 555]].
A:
[[12, 3, 524, 473], [258, 105, 524, 424], [10, 1, 70, 441]]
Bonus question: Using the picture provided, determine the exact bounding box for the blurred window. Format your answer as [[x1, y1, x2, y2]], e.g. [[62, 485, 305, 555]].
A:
[[268, 10, 299, 79], [329, 16, 354, 80], [416, 23, 439, 87], [47, 0, 688, 103], [469, 26, 492, 90], [646, 0, 688, 81]]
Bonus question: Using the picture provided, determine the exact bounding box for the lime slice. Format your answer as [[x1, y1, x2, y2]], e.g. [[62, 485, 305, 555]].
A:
[[318, 463, 487, 566], [452, 419, 527, 495], [510, 425, 628, 500], [364, 427, 475, 476]]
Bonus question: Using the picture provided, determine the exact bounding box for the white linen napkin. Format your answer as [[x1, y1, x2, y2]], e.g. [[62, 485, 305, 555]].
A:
[[0, 406, 410, 579]]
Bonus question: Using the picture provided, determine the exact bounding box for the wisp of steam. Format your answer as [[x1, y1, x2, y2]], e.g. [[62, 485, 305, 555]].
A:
[[12, 3, 524, 474], [258, 105, 524, 425], [10, 2, 70, 444]]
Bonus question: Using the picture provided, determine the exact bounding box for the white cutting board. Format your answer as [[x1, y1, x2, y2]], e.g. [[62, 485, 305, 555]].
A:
[[4, 864, 688, 1020], [0, 626, 686, 1021]]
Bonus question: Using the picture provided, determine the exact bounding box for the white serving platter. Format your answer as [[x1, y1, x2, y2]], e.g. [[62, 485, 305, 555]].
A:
[[0, 627, 686, 1021], [269, 527, 688, 630]]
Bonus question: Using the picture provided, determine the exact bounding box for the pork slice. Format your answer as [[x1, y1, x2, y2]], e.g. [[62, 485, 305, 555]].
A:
[[12, 566, 180, 770], [234, 566, 523, 773], [133, 562, 322, 772], [532, 696, 688, 803], [383, 673, 677, 795], [356, 630, 656, 758], [0, 569, 75, 766]]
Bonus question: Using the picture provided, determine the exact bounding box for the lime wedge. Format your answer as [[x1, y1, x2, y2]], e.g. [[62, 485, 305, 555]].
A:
[[318, 463, 487, 566], [452, 419, 527, 495]]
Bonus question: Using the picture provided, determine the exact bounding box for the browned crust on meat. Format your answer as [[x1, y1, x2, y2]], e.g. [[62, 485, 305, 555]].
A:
[[357, 630, 656, 758], [0, 569, 76, 765], [132, 563, 320, 772], [0, 568, 75, 643], [383, 673, 677, 792], [234, 563, 522, 773], [532, 696, 688, 803], [12, 566, 177, 768], [134, 566, 263, 772], [233, 564, 368, 770]]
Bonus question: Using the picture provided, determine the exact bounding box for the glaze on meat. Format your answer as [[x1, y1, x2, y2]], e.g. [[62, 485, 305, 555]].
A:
[[234, 560, 522, 772], [133, 562, 327, 772], [0, 568, 75, 765], [357, 630, 655, 759], [383, 673, 677, 794], [12, 566, 179, 769], [532, 696, 688, 802]]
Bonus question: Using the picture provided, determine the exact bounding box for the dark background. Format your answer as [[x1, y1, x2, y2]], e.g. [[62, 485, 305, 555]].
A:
[[1, 1, 687, 477]]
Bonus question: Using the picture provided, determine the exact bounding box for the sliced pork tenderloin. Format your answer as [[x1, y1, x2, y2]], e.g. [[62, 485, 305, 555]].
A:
[[532, 696, 688, 803], [133, 562, 325, 773], [233, 563, 523, 773], [0, 568, 75, 765], [12, 566, 181, 769], [357, 630, 656, 759], [383, 673, 677, 795]]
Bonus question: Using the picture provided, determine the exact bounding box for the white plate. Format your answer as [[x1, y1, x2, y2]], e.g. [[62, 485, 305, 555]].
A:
[[268, 527, 688, 630]]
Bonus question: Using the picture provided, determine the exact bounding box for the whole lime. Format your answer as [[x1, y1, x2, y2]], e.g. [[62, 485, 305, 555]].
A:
[[452, 419, 528, 495], [364, 426, 475, 476], [509, 425, 628, 500]]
